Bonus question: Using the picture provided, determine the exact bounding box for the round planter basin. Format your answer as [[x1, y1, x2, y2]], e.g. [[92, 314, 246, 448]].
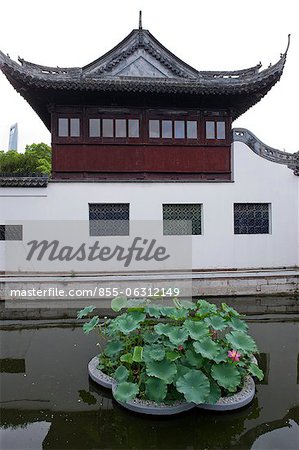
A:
[[88, 356, 115, 389], [197, 376, 255, 411], [112, 384, 194, 416]]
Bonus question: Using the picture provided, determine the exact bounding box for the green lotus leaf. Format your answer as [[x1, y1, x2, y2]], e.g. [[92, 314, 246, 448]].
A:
[[205, 315, 227, 331], [193, 338, 221, 360], [228, 317, 248, 332], [248, 363, 264, 381], [117, 315, 140, 334], [143, 345, 165, 362], [183, 349, 204, 368], [196, 300, 217, 315], [129, 311, 146, 323], [159, 307, 175, 316], [167, 308, 189, 320], [132, 346, 143, 363], [226, 331, 257, 353], [166, 351, 181, 361], [104, 340, 124, 357], [145, 305, 162, 318], [211, 363, 242, 391], [176, 369, 210, 404], [111, 296, 128, 312], [114, 365, 129, 382], [113, 382, 139, 402], [143, 331, 161, 344], [145, 377, 167, 402], [127, 298, 148, 308], [83, 316, 99, 334], [120, 353, 133, 364], [175, 364, 191, 380], [77, 305, 96, 319], [184, 320, 210, 340], [104, 320, 119, 336], [205, 380, 221, 404], [213, 348, 229, 363], [221, 303, 239, 317], [178, 300, 197, 310], [166, 327, 189, 345], [154, 323, 174, 336], [146, 359, 177, 383]]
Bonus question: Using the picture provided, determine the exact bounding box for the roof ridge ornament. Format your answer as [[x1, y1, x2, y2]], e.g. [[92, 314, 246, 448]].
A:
[[233, 128, 298, 176], [281, 34, 291, 58], [139, 11, 142, 30]]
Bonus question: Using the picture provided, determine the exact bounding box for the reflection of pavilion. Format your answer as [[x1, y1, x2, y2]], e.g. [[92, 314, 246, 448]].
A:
[[0, 316, 298, 448]]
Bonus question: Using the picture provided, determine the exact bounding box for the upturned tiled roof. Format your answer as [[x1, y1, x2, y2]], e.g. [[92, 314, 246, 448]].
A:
[[0, 175, 49, 187], [0, 29, 290, 128]]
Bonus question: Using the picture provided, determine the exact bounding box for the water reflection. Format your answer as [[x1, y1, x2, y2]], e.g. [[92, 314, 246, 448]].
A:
[[0, 315, 298, 449], [0, 421, 51, 450]]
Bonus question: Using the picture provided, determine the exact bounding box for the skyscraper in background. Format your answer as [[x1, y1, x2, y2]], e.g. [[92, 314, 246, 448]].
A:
[[8, 123, 18, 150]]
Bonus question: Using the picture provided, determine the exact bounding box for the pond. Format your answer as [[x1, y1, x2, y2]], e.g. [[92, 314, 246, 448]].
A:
[[0, 299, 298, 449]]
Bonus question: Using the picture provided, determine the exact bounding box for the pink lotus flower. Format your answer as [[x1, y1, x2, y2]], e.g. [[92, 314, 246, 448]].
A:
[[228, 349, 241, 362], [177, 345, 184, 351]]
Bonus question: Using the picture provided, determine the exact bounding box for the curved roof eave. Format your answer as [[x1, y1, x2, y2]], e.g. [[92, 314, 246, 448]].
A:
[[0, 34, 290, 128]]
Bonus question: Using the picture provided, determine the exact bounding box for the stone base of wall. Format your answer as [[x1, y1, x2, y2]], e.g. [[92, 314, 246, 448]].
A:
[[0, 268, 298, 320], [191, 269, 299, 297]]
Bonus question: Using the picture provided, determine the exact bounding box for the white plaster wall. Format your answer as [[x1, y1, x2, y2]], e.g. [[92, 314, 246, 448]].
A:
[[0, 142, 298, 270]]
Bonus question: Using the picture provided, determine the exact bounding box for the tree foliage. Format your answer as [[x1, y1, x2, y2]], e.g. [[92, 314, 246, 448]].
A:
[[0, 143, 51, 175]]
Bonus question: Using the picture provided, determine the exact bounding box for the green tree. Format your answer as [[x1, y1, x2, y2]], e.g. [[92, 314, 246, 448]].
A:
[[0, 143, 51, 175]]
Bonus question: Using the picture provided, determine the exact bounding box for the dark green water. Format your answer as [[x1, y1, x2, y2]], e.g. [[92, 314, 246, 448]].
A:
[[0, 312, 298, 449]]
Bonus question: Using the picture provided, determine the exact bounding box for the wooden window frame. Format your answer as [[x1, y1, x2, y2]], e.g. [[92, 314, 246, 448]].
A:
[[53, 111, 83, 143], [86, 113, 141, 144], [204, 117, 230, 145], [147, 114, 200, 145]]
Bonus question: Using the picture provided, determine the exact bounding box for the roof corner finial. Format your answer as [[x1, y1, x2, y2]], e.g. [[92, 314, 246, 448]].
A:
[[139, 10, 142, 30], [281, 34, 291, 58], [286, 33, 291, 54]]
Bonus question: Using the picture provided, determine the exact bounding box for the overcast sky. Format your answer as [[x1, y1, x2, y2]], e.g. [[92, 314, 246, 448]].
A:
[[0, 0, 298, 153]]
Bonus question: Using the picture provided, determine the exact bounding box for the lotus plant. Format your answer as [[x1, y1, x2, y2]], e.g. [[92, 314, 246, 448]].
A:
[[78, 298, 264, 405]]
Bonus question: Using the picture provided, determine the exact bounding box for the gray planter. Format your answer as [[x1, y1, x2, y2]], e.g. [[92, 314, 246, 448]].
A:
[[88, 356, 256, 414], [88, 356, 115, 389], [112, 384, 194, 415], [197, 376, 255, 411]]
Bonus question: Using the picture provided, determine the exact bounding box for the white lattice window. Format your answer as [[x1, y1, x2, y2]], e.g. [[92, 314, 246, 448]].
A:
[[89, 204, 130, 236], [0, 225, 23, 240], [163, 204, 202, 235], [234, 203, 270, 234]]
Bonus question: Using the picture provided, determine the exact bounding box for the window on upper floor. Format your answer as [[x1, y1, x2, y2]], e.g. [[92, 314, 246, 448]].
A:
[[58, 118, 80, 137], [149, 119, 198, 141], [163, 204, 202, 235], [234, 203, 271, 234], [0, 225, 23, 241], [54, 110, 230, 145], [89, 203, 130, 236], [205, 120, 226, 140], [88, 118, 140, 139]]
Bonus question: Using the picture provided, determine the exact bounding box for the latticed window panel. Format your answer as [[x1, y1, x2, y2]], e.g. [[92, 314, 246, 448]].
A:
[[89, 204, 129, 236], [163, 204, 202, 235], [0, 225, 23, 240], [234, 203, 270, 234]]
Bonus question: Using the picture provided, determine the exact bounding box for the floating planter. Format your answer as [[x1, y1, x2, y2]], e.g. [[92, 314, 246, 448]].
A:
[[88, 356, 115, 389], [88, 366, 255, 414], [112, 383, 194, 415], [80, 298, 264, 416], [197, 376, 255, 411]]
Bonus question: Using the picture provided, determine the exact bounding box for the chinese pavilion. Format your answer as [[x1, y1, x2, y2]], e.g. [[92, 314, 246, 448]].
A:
[[0, 17, 298, 295], [0, 22, 291, 181]]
